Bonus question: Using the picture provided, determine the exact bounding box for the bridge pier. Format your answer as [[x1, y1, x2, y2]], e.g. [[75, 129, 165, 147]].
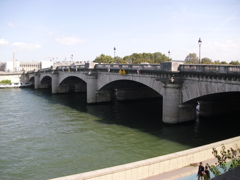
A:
[[34, 75, 40, 89], [34, 74, 51, 89], [86, 75, 98, 103], [52, 74, 58, 94], [162, 83, 196, 124]]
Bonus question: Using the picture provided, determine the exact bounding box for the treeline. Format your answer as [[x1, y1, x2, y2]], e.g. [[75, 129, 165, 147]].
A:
[[93, 52, 239, 65], [93, 52, 171, 64], [185, 53, 240, 65]]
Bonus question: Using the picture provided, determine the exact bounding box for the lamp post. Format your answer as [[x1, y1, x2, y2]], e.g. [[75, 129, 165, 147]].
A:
[[113, 47, 116, 59], [168, 50, 170, 61], [198, 38, 202, 64]]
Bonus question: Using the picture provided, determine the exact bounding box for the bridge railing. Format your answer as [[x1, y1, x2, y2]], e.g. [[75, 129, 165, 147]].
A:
[[179, 64, 240, 75], [39, 63, 240, 76], [49, 62, 182, 73], [38, 67, 53, 72], [56, 65, 87, 71], [95, 64, 162, 70]]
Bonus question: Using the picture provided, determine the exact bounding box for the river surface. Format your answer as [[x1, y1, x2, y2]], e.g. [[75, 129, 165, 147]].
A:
[[0, 89, 240, 180]]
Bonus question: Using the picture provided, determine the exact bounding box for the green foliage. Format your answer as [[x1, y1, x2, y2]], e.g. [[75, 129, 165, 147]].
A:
[[203, 173, 210, 180], [0, 80, 11, 84], [123, 52, 171, 64], [220, 61, 228, 64], [93, 52, 171, 64], [94, 52, 240, 65], [201, 57, 212, 64], [206, 144, 240, 177], [212, 60, 221, 64], [229, 61, 240, 65], [93, 54, 115, 63], [114, 56, 126, 64], [212, 60, 230, 65], [184, 53, 199, 64], [184, 53, 240, 65]]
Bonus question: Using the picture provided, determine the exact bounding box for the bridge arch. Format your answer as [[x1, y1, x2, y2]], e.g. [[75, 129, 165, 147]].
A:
[[97, 73, 164, 95], [58, 72, 87, 84], [39, 75, 52, 89], [58, 76, 87, 93], [98, 79, 162, 101], [182, 78, 240, 103], [29, 76, 34, 84], [182, 78, 240, 117]]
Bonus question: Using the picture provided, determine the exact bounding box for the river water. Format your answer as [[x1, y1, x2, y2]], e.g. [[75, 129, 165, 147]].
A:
[[0, 89, 240, 180]]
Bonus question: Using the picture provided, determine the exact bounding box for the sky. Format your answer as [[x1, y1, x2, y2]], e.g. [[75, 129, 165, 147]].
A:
[[0, 0, 240, 63]]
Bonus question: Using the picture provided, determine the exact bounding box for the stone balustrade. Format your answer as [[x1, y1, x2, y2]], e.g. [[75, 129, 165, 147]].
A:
[[179, 64, 240, 74]]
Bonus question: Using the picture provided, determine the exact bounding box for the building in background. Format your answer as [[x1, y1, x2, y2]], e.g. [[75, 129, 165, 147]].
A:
[[1, 61, 43, 72], [0, 60, 86, 72], [4, 61, 20, 72], [19, 62, 41, 72], [0, 50, 87, 72], [41, 61, 53, 69]]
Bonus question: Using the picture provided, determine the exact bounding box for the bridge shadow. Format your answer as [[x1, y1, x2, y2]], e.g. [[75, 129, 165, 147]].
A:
[[24, 88, 240, 149]]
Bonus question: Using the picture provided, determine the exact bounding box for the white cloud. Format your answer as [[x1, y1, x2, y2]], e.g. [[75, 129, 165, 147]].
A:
[[7, 22, 15, 27], [12, 42, 42, 50], [0, 39, 9, 45], [55, 36, 85, 45]]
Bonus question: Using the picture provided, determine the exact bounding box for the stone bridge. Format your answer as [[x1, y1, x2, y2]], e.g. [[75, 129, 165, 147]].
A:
[[25, 62, 240, 124]]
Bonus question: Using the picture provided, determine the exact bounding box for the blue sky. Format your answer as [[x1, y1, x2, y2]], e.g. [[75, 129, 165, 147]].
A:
[[0, 0, 240, 63]]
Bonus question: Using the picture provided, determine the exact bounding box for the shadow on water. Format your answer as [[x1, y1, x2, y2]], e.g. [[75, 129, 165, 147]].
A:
[[25, 88, 240, 148]]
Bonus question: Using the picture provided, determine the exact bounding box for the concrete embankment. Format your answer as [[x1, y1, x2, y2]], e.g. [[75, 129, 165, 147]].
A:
[[49, 136, 240, 180]]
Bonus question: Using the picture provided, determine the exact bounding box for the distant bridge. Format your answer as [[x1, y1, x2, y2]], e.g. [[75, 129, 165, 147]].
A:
[[25, 62, 240, 124]]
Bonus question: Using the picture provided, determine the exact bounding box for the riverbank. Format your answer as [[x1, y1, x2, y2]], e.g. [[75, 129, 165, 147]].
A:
[[0, 83, 33, 88], [49, 136, 240, 180]]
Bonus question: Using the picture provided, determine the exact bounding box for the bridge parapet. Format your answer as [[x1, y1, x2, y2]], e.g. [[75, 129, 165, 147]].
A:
[[95, 63, 161, 71], [95, 61, 183, 72], [51, 62, 183, 74], [56, 62, 97, 72], [179, 64, 240, 75]]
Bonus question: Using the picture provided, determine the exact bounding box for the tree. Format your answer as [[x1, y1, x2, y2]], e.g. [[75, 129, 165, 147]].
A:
[[201, 57, 212, 64], [213, 60, 221, 64], [152, 52, 171, 63], [229, 61, 240, 65], [93, 54, 114, 64], [220, 61, 228, 65], [123, 52, 170, 64], [114, 56, 126, 64], [206, 144, 240, 177], [184, 53, 199, 64]]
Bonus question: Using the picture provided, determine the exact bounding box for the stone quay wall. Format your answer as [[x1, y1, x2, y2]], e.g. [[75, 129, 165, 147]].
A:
[[49, 136, 240, 180]]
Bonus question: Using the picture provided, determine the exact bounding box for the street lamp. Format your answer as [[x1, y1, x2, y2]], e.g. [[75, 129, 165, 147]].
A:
[[198, 38, 202, 64], [113, 47, 116, 58], [168, 50, 170, 61]]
